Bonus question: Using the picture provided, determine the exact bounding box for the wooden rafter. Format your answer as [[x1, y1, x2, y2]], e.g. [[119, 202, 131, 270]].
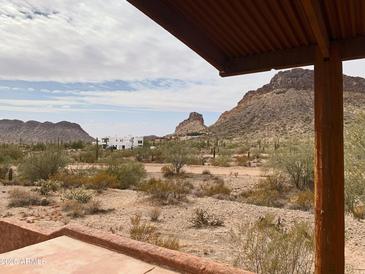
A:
[[220, 36, 365, 76], [301, 0, 330, 58]]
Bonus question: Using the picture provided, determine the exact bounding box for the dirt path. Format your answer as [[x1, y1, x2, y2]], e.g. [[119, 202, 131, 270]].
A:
[[68, 163, 265, 177]]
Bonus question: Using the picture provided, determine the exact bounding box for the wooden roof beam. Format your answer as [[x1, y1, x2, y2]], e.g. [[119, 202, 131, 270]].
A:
[[220, 46, 315, 77], [220, 36, 365, 76], [301, 0, 330, 58]]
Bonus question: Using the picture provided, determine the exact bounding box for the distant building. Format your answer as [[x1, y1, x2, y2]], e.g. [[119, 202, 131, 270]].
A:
[[101, 136, 143, 150]]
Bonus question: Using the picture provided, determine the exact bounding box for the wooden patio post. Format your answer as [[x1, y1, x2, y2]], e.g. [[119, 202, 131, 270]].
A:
[[314, 44, 344, 274]]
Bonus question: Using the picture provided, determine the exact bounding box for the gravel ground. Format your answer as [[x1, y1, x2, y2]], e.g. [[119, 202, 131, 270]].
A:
[[0, 169, 364, 273]]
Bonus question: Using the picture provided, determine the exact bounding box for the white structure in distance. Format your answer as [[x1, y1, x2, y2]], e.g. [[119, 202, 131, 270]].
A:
[[101, 136, 143, 150]]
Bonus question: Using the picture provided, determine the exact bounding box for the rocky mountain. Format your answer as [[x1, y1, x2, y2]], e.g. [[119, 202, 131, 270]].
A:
[[0, 120, 94, 144], [210, 68, 365, 138], [175, 112, 207, 136]]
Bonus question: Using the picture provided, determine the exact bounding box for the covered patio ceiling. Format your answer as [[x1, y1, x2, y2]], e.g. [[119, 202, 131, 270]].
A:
[[127, 1, 365, 274], [128, 0, 365, 76]]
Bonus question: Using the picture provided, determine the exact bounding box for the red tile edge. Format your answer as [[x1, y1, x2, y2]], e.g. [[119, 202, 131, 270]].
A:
[[0, 218, 253, 274]]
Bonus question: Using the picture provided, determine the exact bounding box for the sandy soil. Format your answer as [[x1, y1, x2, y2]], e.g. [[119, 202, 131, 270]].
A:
[[0, 167, 364, 273]]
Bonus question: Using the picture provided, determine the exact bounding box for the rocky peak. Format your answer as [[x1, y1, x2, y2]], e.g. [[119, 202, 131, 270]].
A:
[[175, 112, 207, 136], [0, 119, 94, 144]]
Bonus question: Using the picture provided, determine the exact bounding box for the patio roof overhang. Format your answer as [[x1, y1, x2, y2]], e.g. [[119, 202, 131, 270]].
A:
[[127, 0, 365, 76], [127, 1, 365, 274]]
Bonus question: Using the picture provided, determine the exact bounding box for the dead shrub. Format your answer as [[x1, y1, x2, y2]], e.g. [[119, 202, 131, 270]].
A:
[[290, 190, 314, 211], [352, 203, 365, 220], [8, 188, 48, 207], [200, 177, 231, 198], [236, 155, 249, 166], [149, 207, 161, 222], [129, 214, 179, 250], [201, 169, 212, 176], [190, 208, 224, 228], [138, 178, 192, 205], [161, 165, 175, 178], [230, 214, 314, 274], [61, 198, 103, 218]]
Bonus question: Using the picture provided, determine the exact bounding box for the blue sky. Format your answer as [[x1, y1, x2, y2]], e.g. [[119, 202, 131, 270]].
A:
[[1, 1, 365, 138]]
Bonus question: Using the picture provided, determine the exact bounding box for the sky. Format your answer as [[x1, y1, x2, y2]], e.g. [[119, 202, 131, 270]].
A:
[[1, 0, 365, 138]]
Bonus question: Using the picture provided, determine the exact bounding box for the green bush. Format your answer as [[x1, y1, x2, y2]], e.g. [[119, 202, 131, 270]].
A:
[[240, 175, 288, 208], [344, 114, 365, 217], [62, 188, 92, 204], [268, 140, 314, 190], [107, 160, 146, 189], [19, 150, 68, 182], [0, 144, 23, 164], [212, 155, 231, 167], [161, 142, 193, 174], [230, 214, 314, 274]]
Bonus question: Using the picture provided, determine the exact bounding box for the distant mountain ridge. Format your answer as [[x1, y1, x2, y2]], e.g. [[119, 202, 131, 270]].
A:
[[209, 68, 365, 138], [0, 119, 94, 144]]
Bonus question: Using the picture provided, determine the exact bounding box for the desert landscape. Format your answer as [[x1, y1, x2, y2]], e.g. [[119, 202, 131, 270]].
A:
[[1, 69, 365, 273]]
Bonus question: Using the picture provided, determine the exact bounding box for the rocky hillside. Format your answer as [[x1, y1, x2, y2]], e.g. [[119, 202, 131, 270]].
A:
[[210, 68, 365, 138], [175, 112, 207, 136], [0, 120, 94, 144]]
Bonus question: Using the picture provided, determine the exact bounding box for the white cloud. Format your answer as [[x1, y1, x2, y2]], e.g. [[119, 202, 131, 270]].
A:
[[0, 0, 214, 82]]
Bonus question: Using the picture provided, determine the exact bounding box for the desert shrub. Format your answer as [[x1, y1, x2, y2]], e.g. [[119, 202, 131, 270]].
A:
[[18, 150, 68, 182], [212, 155, 231, 167], [129, 214, 179, 250], [36, 179, 63, 196], [61, 197, 103, 218], [51, 170, 84, 188], [190, 208, 224, 228], [130, 213, 159, 242], [138, 178, 192, 204], [230, 214, 314, 274], [154, 236, 180, 250], [31, 143, 47, 151], [107, 160, 146, 189], [200, 177, 231, 198], [268, 141, 314, 190], [62, 188, 92, 204], [0, 164, 9, 180], [236, 155, 249, 166], [78, 150, 97, 163], [201, 169, 211, 175], [161, 165, 175, 178], [85, 171, 118, 190], [344, 114, 365, 217], [8, 188, 48, 207], [240, 175, 287, 208], [0, 144, 23, 164], [352, 204, 365, 220], [149, 207, 161, 222], [83, 199, 102, 214], [62, 200, 84, 217], [291, 190, 314, 211], [161, 142, 192, 174]]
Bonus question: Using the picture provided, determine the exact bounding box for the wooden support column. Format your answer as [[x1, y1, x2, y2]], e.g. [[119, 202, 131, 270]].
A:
[[314, 44, 344, 274]]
